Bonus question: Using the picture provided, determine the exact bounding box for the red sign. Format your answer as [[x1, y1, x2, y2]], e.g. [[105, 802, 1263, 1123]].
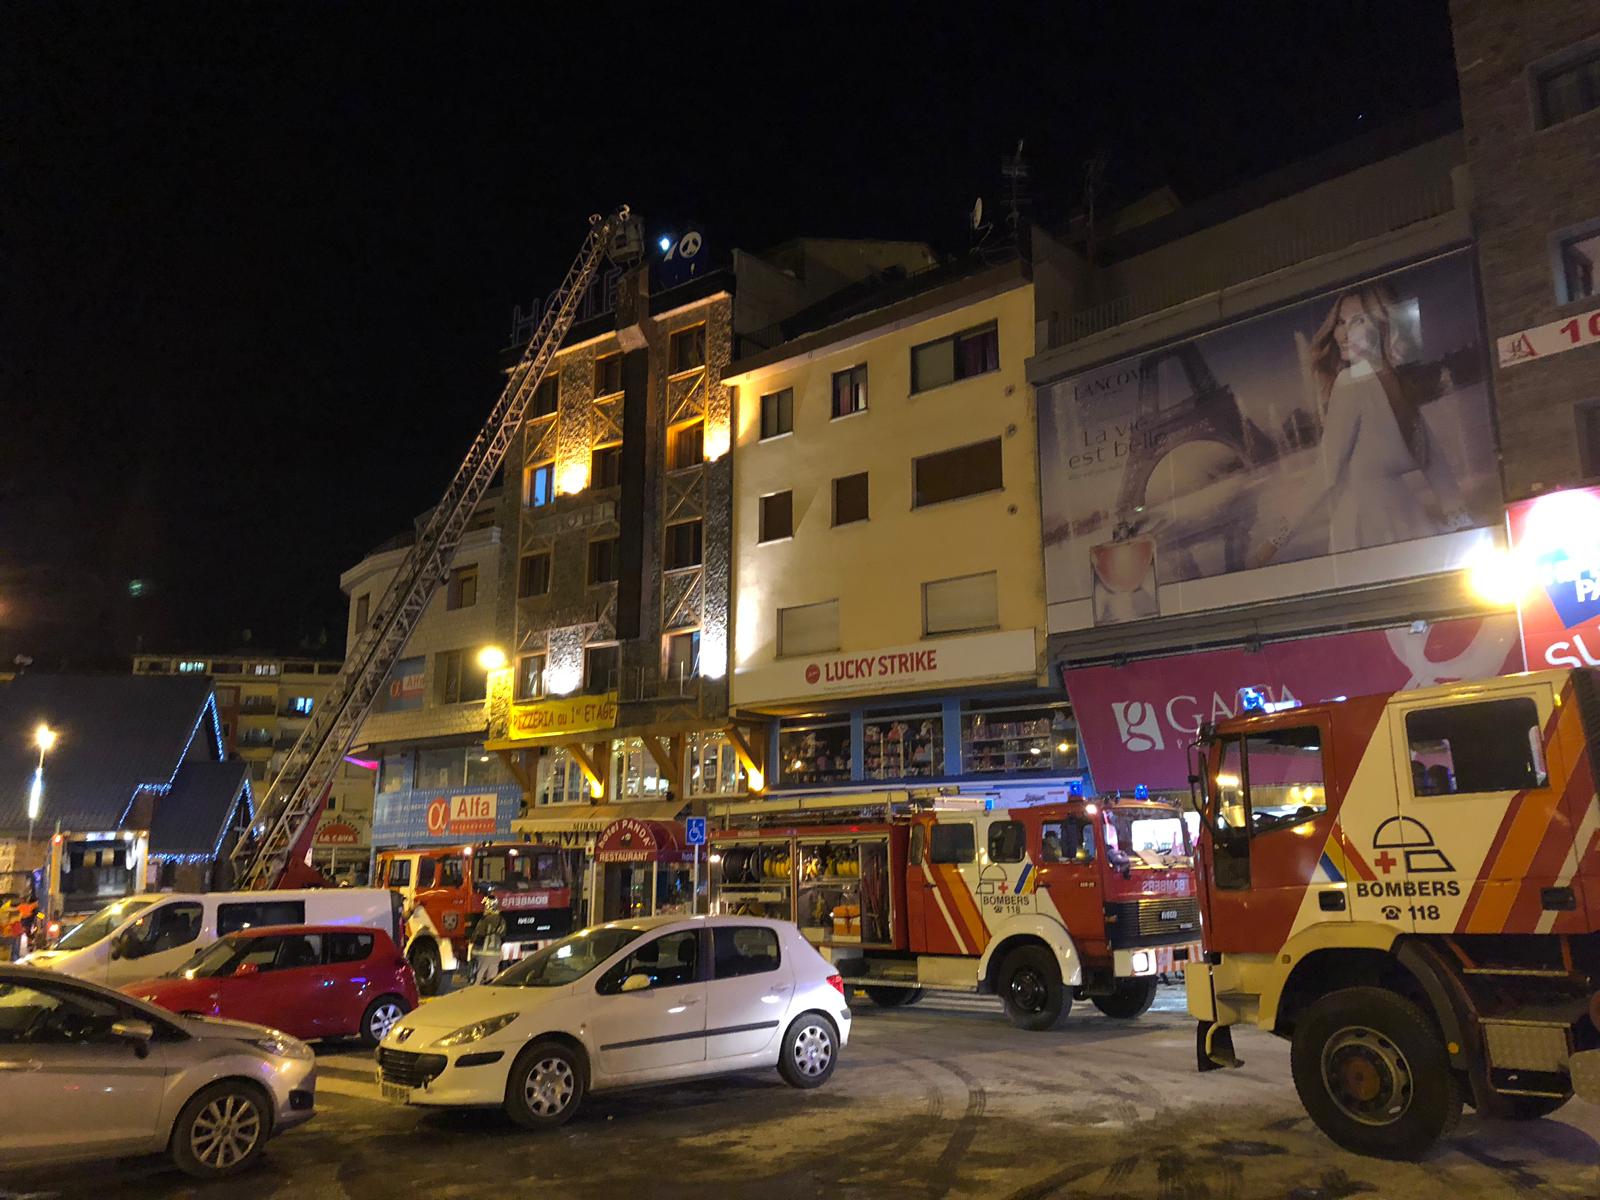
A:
[[425, 793, 500, 837], [314, 821, 360, 847], [594, 818, 690, 863], [1498, 305, 1600, 368], [1506, 486, 1600, 670], [1063, 615, 1524, 790]]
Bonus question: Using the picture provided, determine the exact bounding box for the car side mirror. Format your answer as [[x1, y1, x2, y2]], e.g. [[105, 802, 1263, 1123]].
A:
[[620, 973, 651, 993], [109, 932, 133, 960], [111, 1018, 155, 1058], [234, 962, 260, 977]]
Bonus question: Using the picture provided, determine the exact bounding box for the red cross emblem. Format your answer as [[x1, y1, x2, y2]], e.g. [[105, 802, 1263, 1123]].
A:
[[1374, 851, 1398, 875]]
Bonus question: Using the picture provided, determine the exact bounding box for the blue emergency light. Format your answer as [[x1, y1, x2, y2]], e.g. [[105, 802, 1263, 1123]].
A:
[[1068, 780, 1084, 798], [1133, 784, 1150, 800]]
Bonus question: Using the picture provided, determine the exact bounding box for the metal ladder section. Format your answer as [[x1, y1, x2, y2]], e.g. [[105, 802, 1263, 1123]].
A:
[[233, 207, 632, 890]]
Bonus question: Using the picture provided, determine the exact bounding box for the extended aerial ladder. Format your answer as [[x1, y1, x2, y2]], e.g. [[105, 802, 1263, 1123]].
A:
[[232, 207, 640, 890]]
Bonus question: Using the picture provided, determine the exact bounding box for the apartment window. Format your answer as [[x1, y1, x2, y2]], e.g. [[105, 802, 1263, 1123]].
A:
[[591, 443, 623, 489], [664, 629, 701, 685], [531, 374, 559, 418], [588, 537, 620, 585], [832, 473, 868, 526], [1580, 404, 1600, 478], [760, 388, 794, 439], [515, 653, 545, 701], [446, 565, 478, 610], [594, 353, 623, 397], [923, 571, 999, 635], [759, 491, 793, 542], [287, 696, 314, 716], [178, 660, 206, 673], [1535, 46, 1600, 128], [664, 519, 703, 570], [910, 322, 1000, 392], [1557, 225, 1600, 303], [778, 599, 840, 657], [215, 686, 238, 706], [831, 364, 867, 418], [584, 644, 619, 694], [354, 594, 370, 630], [669, 325, 707, 373], [518, 551, 551, 598], [524, 461, 555, 508], [435, 650, 463, 704], [667, 420, 704, 470], [913, 438, 1003, 507]]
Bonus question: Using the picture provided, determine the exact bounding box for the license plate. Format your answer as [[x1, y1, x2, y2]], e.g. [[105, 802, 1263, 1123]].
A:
[[381, 1081, 412, 1104]]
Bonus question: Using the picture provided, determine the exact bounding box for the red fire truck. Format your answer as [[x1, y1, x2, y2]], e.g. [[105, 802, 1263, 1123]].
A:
[[1188, 668, 1600, 1158], [712, 791, 1199, 1029], [375, 840, 579, 994]]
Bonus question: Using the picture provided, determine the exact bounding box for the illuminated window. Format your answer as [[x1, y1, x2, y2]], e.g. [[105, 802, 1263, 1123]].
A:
[[831, 364, 867, 418], [832, 473, 868, 526], [668, 420, 704, 470], [664, 520, 703, 570], [178, 660, 206, 673], [759, 491, 793, 542], [910, 322, 999, 392], [515, 653, 545, 701], [669, 325, 706, 373], [287, 696, 314, 716], [760, 388, 793, 439], [594, 353, 623, 397], [591, 443, 623, 489], [524, 461, 555, 508], [664, 629, 700, 686]]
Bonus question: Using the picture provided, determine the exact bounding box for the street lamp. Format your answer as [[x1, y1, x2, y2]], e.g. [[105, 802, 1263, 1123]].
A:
[[476, 646, 508, 672], [28, 723, 56, 842]]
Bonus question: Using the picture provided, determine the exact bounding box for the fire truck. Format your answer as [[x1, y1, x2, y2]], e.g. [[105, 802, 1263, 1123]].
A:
[[375, 841, 579, 994], [1188, 668, 1600, 1158], [711, 791, 1199, 1029]]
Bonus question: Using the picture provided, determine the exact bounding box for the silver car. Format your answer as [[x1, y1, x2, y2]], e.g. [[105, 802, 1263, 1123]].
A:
[[0, 964, 316, 1178]]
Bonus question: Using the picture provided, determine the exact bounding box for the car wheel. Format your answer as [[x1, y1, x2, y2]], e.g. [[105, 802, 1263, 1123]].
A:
[[863, 986, 924, 1008], [170, 1081, 270, 1178], [777, 1013, 838, 1088], [360, 994, 409, 1048], [1475, 1092, 1570, 1120], [1290, 986, 1462, 1160], [1092, 978, 1158, 1019], [504, 1041, 585, 1129], [409, 941, 443, 997], [998, 946, 1070, 1031]]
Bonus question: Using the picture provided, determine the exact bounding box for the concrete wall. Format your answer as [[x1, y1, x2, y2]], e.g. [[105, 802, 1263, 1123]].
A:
[[1452, 0, 1600, 498], [728, 274, 1044, 703]]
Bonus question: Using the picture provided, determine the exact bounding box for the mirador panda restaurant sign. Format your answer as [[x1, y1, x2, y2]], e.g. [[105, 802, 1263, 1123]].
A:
[[733, 628, 1037, 705]]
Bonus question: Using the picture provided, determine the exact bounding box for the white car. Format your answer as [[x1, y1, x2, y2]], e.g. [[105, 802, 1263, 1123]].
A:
[[377, 915, 850, 1127]]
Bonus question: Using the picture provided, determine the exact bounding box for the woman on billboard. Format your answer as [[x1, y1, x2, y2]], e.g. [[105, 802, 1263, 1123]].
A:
[[1256, 282, 1472, 564]]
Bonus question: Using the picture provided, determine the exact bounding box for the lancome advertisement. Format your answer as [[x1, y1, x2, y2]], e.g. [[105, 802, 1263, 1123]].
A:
[[1038, 252, 1500, 626]]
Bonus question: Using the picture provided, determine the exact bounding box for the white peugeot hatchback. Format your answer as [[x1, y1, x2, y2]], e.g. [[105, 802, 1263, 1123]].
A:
[[377, 915, 850, 1127]]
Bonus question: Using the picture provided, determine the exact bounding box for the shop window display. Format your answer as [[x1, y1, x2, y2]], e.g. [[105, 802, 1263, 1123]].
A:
[[863, 710, 942, 779], [779, 720, 851, 786], [961, 702, 1078, 775]]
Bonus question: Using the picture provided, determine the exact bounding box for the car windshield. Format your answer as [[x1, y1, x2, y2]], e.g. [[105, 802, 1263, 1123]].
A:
[[1107, 807, 1192, 868], [54, 898, 154, 951], [489, 925, 646, 988]]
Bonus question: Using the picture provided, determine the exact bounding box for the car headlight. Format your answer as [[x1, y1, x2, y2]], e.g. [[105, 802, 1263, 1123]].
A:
[[433, 1012, 519, 1047], [249, 1033, 313, 1061]]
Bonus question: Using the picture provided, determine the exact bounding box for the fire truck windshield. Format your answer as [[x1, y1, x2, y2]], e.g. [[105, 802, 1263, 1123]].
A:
[[473, 849, 568, 893], [1106, 806, 1191, 868]]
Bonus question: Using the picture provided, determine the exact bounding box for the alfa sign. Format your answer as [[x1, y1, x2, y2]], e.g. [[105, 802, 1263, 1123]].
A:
[[734, 628, 1036, 705], [425, 792, 501, 837], [372, 784, 519, 846], [1506, 486, 1600, 669], [507, 692, 619, 740]]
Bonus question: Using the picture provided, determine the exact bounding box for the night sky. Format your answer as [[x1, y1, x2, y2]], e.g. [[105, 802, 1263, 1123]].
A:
[[2, 1, 1461, 668]]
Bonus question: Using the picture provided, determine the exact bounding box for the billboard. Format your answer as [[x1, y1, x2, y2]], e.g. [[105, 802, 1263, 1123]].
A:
[[1505, 486, 1600, 670], [371, 783, 520, 846], [1038, 252, 1500, 627], [1062, 614, 1523, 790], [377, 656, 426, 712]]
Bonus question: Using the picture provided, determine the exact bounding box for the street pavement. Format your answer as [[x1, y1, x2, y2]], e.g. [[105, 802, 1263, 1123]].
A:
[[5, 987, 1598, 1200]]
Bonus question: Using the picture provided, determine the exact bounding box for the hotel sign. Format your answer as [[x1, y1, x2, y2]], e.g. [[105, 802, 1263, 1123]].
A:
[[507, 692, 619, 740], [733, 628, 1037, 705]]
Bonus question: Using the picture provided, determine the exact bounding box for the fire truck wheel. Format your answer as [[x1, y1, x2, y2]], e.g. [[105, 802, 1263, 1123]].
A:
[[1474, 1092, 1570, 1121], [998, 946, 1071, 1031], [1092, 978, 1158, 1019], [408, 941, 443, 997], [504, 1041, 586, 1129], [863, 987, 924, 1008], [1290, 987, 1462, 1160], [778, 1013, 839, 1088]]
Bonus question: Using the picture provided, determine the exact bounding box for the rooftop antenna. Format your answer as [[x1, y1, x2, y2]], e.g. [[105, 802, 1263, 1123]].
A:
[[1000, 139, 1031, 236]]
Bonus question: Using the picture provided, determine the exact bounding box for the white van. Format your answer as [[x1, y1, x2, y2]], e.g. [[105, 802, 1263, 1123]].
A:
[[22, 888, 401, 986]]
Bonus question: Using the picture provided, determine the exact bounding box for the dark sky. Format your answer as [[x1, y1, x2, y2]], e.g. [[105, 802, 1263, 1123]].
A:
[[1, 1, 1461, 666]]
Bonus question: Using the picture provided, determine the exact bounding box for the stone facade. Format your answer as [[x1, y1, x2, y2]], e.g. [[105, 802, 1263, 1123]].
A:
[[1452, 0, 1600, 498]]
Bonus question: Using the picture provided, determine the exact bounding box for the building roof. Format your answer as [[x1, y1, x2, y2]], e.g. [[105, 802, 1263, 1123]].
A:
[[147, 761, 252, 857], [0, 674, 219, 833]]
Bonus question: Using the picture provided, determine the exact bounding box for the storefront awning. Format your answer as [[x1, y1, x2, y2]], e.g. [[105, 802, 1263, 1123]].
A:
[[513, 799, 685, 838]]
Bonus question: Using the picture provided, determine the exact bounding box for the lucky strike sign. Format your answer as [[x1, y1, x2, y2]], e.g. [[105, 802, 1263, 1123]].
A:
[[1507, 486, 1600, 670], [735, 628, 1036, 705], [1062, 614, 1524, 790]]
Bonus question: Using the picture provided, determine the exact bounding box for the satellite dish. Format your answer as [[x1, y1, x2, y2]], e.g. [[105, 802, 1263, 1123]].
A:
[[970, 197, 984, 231]]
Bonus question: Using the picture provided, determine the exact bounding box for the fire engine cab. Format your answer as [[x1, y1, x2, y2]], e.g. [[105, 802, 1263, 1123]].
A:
[[712, 791, 1199, 1029], [1188, 668, 1600, 1158], [375, 840, 578, 994]]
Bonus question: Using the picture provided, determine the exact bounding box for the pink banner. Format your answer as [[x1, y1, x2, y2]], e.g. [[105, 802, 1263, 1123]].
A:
[[1062, 615, 1524, 790]]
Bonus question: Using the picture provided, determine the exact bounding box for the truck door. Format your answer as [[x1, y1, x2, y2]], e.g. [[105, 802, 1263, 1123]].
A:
[[1198, 714, 1342, 955], [1386, 683, 1571, 935], [908, 819, 987, 956], [1036, 815, 1103, 947]]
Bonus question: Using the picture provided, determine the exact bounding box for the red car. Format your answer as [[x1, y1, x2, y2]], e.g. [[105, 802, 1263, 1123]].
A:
[[123, 924, 418, 1047]]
